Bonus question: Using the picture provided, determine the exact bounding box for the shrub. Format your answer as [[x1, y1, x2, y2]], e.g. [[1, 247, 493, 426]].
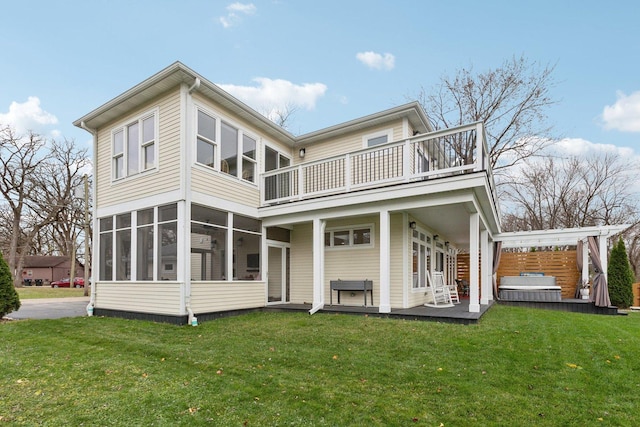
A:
[[0, 251, 20, 317], [608, 238, 634, 308]]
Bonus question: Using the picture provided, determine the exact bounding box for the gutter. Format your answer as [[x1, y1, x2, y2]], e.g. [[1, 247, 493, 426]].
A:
[[79, 121, 97, 316], [309, 303, 324, 315], [188, 77, 200, 94]]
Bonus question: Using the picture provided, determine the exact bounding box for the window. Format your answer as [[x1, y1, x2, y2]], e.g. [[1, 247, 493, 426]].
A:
[[190, 204, 262, 281], [112, 110, 157, 179], [115, 213, 131, 280], [136, 208, 154, 281], [242, 134, 256, 182], [197, 110, 216, 168], [325, 225, 373, 248], [363, 129, 393, 148], [412, 229, 432, 290], [195, 107, 259, 183], [98, 203, 177, 282], [99, 217, 113, 281]]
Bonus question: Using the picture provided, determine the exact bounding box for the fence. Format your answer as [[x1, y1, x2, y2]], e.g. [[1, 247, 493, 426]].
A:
[[457, 250, 581, 299]]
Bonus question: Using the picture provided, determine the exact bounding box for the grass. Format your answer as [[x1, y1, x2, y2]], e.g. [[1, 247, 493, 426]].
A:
[[2, 306, 640, 426], [16, 287, 86, 299]]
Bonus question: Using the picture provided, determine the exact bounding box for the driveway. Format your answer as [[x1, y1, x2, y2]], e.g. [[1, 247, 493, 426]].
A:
[[7, 297, 90, 320]]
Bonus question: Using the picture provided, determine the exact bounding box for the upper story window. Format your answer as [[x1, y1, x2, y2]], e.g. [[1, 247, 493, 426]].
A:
[[264, 145, 290, 172], [363, 129, 393, 148], [196, 106, 258, 183], [112, 110, 157, 180]]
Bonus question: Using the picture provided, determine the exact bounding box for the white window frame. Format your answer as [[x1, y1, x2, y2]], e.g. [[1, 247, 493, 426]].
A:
[[362, 128, 393, 148], [324, 224, 374, 250], [194, 104, 259, 186], [411, 227, 432, 291], [111, 108, 158, 181]]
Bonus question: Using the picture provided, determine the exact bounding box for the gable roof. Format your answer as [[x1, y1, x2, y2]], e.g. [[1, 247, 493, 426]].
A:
[[23, 256, 69, 268], [73, 61, 431, 147]]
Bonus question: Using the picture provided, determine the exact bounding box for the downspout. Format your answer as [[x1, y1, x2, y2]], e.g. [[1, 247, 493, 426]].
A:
[[80, 121, 97, 317], [188, 77, 201, 94], [185, 77, 199, 326]]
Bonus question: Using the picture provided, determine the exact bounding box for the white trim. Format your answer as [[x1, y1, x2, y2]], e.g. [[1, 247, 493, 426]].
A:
[[496, 225, 631, 248], [402, 212, 409, 308], [469, 213, 480, 313], [324, 223, 375, 249]]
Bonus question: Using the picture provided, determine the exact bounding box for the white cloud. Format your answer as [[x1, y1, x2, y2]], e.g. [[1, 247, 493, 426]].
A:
[[550, 137, 636, 158], [219, 2, 256, 28], [601, 90, 640, 132], [0, 96, 58, 135], [218, 77, 327, 121], [355, 51, 395, 71]]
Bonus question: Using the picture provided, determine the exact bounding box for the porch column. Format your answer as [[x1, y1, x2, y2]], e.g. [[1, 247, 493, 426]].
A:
[[469, 212, 480, 313], [309, 218, 326, 314], [379, 209, 391, 313], [480, 229, 490, 304]]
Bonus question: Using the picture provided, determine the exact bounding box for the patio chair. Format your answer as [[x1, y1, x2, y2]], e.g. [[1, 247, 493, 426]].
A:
[[448, 276, 460, 304], [425, 271, 454, 308]]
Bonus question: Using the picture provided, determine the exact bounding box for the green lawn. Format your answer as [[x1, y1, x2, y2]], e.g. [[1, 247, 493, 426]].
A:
[[2, 306, 639, 426], [16, 287, 86, 299]]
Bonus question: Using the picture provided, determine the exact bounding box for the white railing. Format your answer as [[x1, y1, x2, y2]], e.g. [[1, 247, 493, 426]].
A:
[[261, 122, 494, 206]]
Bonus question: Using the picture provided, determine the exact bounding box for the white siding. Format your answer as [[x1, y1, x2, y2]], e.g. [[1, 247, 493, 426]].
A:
[[289, 223, 313, 304], [95, 88, 182, 209], [191, 281, 265, 312], [324, 216, 379, 306], [299, 121, 406, 165], [95, 282, 183, 315]]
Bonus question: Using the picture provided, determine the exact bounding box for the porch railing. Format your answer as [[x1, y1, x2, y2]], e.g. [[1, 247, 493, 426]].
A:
[[261, 122, 495, 206]]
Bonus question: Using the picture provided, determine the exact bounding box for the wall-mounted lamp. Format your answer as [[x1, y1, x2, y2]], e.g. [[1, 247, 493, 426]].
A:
[[299, 147, 306, 158], [237, 237, 244, 246], [433, 234, 439, 241], [409, 221, 417, 230], [444, 241, 450, 247]]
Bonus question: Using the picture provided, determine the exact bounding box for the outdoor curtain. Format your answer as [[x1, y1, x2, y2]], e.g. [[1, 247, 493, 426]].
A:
[[587, 236, 612, 307], [574, 240, 584, 298], [493, 241, 502, 300]]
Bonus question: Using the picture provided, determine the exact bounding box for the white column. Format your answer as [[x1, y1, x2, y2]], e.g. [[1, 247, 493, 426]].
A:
[[379, 210, 391, 313], [469, 212, 480, 313], [480, 229, 490, 304], [310, 218, 326, 314]]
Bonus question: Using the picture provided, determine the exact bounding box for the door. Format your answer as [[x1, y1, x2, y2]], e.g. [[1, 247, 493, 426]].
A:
[[267, 244, 290, 303]]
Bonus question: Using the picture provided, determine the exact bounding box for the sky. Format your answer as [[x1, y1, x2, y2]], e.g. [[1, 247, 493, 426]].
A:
[[1, 0, 639, 162]]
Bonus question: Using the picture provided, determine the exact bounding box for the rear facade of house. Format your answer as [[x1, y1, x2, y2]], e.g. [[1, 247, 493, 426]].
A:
[[74, 62, 501, 324]]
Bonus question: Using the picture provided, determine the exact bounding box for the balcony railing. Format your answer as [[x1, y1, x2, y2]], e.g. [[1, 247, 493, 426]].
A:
[[261, 122, 495, 206]]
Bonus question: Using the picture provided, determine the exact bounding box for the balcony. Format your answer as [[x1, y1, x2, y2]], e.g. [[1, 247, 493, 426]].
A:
[[261, 122, 496, 207]]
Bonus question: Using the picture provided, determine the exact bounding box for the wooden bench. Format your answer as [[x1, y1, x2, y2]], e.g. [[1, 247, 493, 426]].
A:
[[330, 279, 373, 306]]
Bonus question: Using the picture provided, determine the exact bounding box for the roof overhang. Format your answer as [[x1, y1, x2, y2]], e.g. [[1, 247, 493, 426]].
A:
[[496, 224, 632, 248], [73, 61, 296, 145]]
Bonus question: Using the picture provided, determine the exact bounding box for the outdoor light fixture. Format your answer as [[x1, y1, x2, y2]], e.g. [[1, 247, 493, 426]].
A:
[[445, 241, 450, 246], [299, 147, 306, 158], [433, 234, 439, 241], [409, 221, 417, 230]]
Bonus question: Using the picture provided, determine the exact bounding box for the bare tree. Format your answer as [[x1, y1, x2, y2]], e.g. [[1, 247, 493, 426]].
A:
[[0, 126, 89, 286], [416, 55, 558, 173], [500, 152, 639, 231]]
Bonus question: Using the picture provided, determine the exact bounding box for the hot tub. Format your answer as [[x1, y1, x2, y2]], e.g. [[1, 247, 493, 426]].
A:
[[499, 276, 562, 302]]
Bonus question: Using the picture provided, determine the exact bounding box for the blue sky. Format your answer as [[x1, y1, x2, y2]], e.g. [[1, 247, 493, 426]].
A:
[[1, 0, 639, 159]]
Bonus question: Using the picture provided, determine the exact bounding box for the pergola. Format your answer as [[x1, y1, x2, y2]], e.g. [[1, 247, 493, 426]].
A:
[[495, 225, 631, 307]]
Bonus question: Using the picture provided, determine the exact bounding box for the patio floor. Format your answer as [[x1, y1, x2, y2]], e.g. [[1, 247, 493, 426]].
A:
[[265, 299, 494, 324], [264, 298, 621, 324]]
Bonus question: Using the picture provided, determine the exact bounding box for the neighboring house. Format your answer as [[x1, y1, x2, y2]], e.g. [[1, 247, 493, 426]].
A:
[[21, 256, 84, 284], [70, 62, 516, 324]]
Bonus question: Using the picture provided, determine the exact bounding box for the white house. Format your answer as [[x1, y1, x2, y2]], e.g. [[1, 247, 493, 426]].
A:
[[73, 61, 510, 324]]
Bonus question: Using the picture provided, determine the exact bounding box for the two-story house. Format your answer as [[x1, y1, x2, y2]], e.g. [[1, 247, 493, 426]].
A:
[[74, 62, 502, 324]]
